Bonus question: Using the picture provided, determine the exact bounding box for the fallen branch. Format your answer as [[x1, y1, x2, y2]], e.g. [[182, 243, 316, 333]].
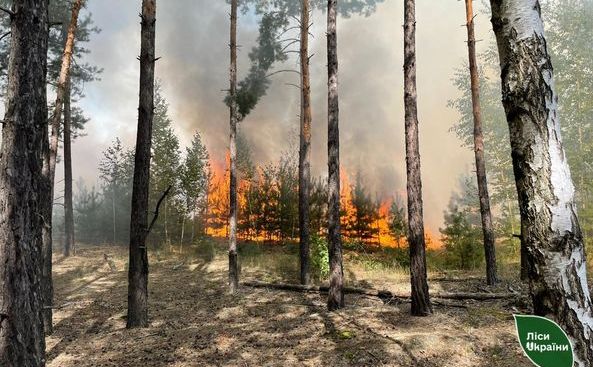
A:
[[147, 185, 172, 235], [242, 280, 517, 301]]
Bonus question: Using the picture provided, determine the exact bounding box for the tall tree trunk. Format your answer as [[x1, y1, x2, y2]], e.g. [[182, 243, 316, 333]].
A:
[[299, 0, 312, 286], [191, 214, 195, 242], [127, 0, 156, 329], [64, 80, 75, 256], [0, 1, 49, 365], [327, 0, 344, 311], [40, 0, 83, 336], [112, 184, 117, 244], [180, 215, 185, 253], [228, 0, 239, 294], [47, 0, 83, 258], [164, 198, 169, 248], [464, 0, 497, 285], [489, 1, 593, 364], [404, 0, 432, 316]]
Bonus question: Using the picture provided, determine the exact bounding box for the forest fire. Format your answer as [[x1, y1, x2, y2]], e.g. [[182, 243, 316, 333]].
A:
[[204, 161, 442, 249]]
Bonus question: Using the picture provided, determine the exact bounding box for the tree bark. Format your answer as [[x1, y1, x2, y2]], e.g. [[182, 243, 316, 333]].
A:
[[180, 215, 185, 253], [299, 0, 312, 286], [464, 0, 497, 286], [47, 0, 83, 255], [64, 79, 75, 257], [326, 0, 344, 311], [0, 1, 49, 365], [228, 0, 239, 294], [489, 1, 593, 364], [39, 0, 83, 335], [404, 0, 432, 316], [127, 0, 156, 329]]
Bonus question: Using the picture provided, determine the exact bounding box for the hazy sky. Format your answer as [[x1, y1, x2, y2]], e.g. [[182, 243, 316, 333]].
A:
[[59, 0, 500, 231]]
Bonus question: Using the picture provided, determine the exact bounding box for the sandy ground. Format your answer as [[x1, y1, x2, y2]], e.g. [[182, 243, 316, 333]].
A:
[[45, 243, 533, 367]]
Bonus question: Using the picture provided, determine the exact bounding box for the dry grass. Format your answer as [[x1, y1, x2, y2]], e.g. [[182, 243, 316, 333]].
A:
[[45, 241, 533, 367]]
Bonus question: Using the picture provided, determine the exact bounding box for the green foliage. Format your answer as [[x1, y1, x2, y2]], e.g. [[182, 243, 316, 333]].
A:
[[439, 176, 484, 270], [180, 132, 211, 236], [226, 12, 288, 120], [388, 196, 407, 244], [449, 0, 593, 256], [97, 138, 135, 244], [310, 235, 329, 280]]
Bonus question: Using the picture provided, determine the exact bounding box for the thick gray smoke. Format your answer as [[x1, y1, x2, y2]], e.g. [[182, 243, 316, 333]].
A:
[[64, 0, 498, 231]]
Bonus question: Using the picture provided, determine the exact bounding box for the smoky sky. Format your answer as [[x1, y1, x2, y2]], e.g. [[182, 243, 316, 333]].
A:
[[57, 0, 500, 231]]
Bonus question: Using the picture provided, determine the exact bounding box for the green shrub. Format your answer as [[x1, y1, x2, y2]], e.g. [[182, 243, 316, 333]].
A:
[[310, 235, 329, 280]]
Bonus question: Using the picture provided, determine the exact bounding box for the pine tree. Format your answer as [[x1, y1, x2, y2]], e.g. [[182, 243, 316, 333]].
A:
[[228, 0, 239, 293], [404, 0, 431, 316], [127, 0, 157, 329], [388, 197, 407, 248], [463, 0, 496, 285], [150, 85, 182, 247], [326, 0, 344, 311], [0, 0, 49, 364], [180, 132, 210, 248]]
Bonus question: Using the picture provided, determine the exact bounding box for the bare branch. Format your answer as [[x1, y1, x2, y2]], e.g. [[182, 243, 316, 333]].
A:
[[0, 7, 14, 17], [265, 69, 300, 78], [147, 185, 172, 235]]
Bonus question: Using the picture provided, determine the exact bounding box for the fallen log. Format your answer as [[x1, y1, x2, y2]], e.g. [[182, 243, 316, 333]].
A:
[[241, 280, 518, 301]]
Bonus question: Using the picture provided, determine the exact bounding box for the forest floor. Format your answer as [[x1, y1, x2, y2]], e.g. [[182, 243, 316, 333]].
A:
[[46, 240, 534, 367]]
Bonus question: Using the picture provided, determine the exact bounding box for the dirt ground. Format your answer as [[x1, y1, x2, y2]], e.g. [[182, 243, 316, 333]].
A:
[[46, 243, 533, 367]]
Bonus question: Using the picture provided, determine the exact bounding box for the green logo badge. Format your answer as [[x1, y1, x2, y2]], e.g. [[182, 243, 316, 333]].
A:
[[514, 314, 574, 367]]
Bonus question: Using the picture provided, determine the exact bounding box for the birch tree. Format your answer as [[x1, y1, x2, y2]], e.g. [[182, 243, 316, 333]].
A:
[[489, 0, 593, 363]]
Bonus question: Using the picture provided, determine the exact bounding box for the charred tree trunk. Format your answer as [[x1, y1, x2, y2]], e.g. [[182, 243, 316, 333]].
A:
[[464, 0, 497, 286], [127, 0, 156, 329], [299, 0, 312, 286], [489, 1, 593, 364], [0, 1, 49, 365], [326, 0, 344, 311], [228, 0, 239, 294], [404, 0, 432, 316], [64, 80, 74, 257]]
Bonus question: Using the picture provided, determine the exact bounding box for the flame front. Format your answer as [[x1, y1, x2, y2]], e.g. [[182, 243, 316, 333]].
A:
[[204, 157, 441, 249]]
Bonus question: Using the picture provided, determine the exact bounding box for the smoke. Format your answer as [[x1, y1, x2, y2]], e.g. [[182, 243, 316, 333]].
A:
[[64, 0, 498, 231]]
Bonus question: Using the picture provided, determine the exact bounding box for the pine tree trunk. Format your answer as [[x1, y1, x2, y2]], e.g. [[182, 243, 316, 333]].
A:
[[127, 0, 156, 329], [228, 0, 239, 294], [112, 186, 117, 244], [326, 0, 344, 311], [404, 0, 432, 316], [64, 80, 75, 256], [299, 0, 312, 286], [0, 1, 49, 365], [47, 0, 83, 257], [490, 1, 593, 364], [164, 198, 169, 248], [180, 215, 185, 253], [464, 0, 497, 285], [191, 214, 195, 242]]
